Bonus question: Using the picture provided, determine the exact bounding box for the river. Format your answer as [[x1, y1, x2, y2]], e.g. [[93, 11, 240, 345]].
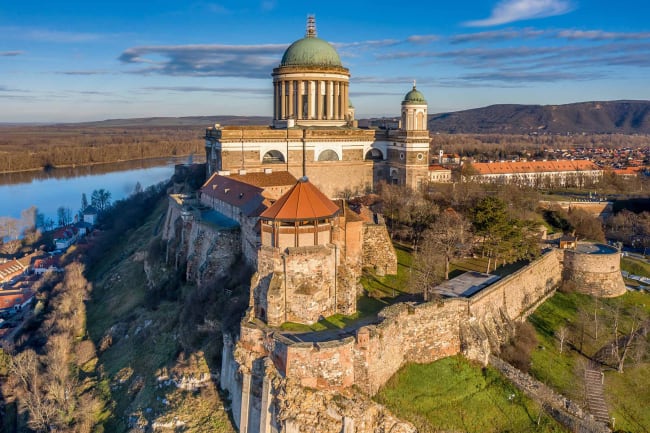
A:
[[0, 157, 198, 230]]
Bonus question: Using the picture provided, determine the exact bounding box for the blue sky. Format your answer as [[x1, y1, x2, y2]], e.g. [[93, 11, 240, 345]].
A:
[[1, 0, 650, 122]]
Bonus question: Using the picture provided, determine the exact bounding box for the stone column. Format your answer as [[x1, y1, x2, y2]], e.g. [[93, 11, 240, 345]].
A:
[[288, 80, 294, 119], [333, 81, 339, 119], [309, 81, 316, 119], [317, 81, 324, 119], [280, 81, 286, 119], [273, 82, 278, 120], [297, 81, 303, 120], [327, 81, 334, 119], [343, 83, 348, 119]]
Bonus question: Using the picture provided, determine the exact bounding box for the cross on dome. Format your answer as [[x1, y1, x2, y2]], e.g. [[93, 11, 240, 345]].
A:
[[306, 15, 317, 38]]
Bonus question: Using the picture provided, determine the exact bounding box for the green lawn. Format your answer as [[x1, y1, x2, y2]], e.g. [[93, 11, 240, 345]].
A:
[[376, 356, 566, 433], [621, 256, 650, 278], [527, 290, 650, 432], [360, 244, 414, 298]]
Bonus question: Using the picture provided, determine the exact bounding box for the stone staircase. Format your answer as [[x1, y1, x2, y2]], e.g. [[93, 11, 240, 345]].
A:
[[584, 362, 609, 424]]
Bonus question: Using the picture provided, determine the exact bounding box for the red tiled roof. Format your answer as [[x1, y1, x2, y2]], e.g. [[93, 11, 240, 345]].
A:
[[228, 171, 297, 188], [200, 173, 266, 217], [612, 167, 643, 176], [0, 292, 31, 310], [428, 164, 450, 171], [471, 160, 600, 175], [260, 178, 340, 221]]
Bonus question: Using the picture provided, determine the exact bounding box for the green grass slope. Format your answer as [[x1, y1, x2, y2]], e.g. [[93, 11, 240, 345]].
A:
[[376, 356, 565, 433], [528, 290, 650, 432]]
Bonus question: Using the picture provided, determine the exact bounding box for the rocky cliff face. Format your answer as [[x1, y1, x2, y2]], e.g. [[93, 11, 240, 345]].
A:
[[162, 197, 241, 287], [277, 378, 416, 433]]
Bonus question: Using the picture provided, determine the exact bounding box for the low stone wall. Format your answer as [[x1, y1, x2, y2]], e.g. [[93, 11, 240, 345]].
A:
[[490, 356, 611, 433]]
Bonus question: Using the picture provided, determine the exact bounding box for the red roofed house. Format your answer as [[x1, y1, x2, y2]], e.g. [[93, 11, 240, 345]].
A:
[[428, 164, 452, 183], [33, 256, 63, 275], [468, 160, 603, 187], [0, 290, 34, 314], [0, 252, 40, 283], [53, 226, 82, 250]]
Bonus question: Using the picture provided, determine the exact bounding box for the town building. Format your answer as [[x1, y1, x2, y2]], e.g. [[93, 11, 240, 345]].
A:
[[428, 164, 452, 183], [204, 17, 431, 196], [468, 160, 603, 187]]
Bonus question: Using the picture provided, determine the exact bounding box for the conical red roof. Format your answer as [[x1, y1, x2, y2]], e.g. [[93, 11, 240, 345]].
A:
[[260, 177, 340, 221]]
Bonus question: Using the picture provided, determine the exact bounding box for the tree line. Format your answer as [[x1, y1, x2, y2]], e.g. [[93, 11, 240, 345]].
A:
[[0, 125, 202, 173]]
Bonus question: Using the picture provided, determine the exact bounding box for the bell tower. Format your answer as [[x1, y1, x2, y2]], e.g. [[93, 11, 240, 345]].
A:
[[387, 83, 430, 188]]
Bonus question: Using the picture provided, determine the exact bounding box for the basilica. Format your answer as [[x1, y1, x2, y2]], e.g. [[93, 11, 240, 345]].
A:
[[204, 16, 431, 196]]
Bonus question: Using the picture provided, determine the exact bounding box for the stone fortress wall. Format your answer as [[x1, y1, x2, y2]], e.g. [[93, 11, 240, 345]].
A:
[[562, 243, 627, 297], [162, 196, 241, 287], [223, 245, 626, 432]]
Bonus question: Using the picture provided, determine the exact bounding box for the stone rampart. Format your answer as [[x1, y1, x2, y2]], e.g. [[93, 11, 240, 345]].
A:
[[563, 245, 626, 297], [468, 249, 562, 321], [362, 222, 398, 276], [358, 299, 466, 394]]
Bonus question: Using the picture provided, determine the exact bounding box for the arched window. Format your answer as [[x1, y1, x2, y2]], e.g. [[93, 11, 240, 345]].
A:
[[263, 150, 285, 164], [417, 112, 425, 130], [365, 148, 384, 161], [318, 149, 339, 161]]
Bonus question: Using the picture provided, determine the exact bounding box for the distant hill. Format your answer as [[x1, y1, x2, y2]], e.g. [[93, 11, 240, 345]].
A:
[[61, 115, 273, 128], [428, 100, 650, 134]]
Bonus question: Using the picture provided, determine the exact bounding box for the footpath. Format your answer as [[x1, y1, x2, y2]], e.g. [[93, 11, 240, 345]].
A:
[[490, 356, 611, 433]]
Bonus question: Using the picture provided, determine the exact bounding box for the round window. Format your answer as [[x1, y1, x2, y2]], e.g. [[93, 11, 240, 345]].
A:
[[417, 153, 424, 160], [399, 153, 405, 160]]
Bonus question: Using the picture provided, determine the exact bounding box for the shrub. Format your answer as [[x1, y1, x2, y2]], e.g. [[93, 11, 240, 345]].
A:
[[500, 322, 538, 372]]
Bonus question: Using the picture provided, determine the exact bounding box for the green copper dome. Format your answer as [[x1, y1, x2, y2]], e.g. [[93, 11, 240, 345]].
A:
[[280, 36, 343, 68], [402, 86, 427, 105]]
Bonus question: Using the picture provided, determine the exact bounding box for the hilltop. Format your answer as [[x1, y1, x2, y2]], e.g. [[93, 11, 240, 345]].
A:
[[428, 100, 650, 134]]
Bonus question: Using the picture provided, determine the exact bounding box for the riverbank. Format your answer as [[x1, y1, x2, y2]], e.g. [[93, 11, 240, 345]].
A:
[[0, 124, 204, 173], [0, 154, 200, 176]]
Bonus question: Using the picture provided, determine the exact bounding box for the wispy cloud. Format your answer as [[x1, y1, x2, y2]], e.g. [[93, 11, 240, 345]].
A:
[[460, 70, 603, 82], [464, 0, 574, 27], [0, 26, 106, 43], [119, 43, 287, 78], [451, 28, 547, 43], [406, 35, 440, 44], [142, 86, 268, 97], [0, 51, 24, 57], [557, 30, 650, 41], [56, 70, 111, 76]]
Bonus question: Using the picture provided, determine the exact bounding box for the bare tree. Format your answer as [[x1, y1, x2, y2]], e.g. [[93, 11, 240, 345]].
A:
[[423, 209, 471, 280], [557, 325, 569, 354]]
